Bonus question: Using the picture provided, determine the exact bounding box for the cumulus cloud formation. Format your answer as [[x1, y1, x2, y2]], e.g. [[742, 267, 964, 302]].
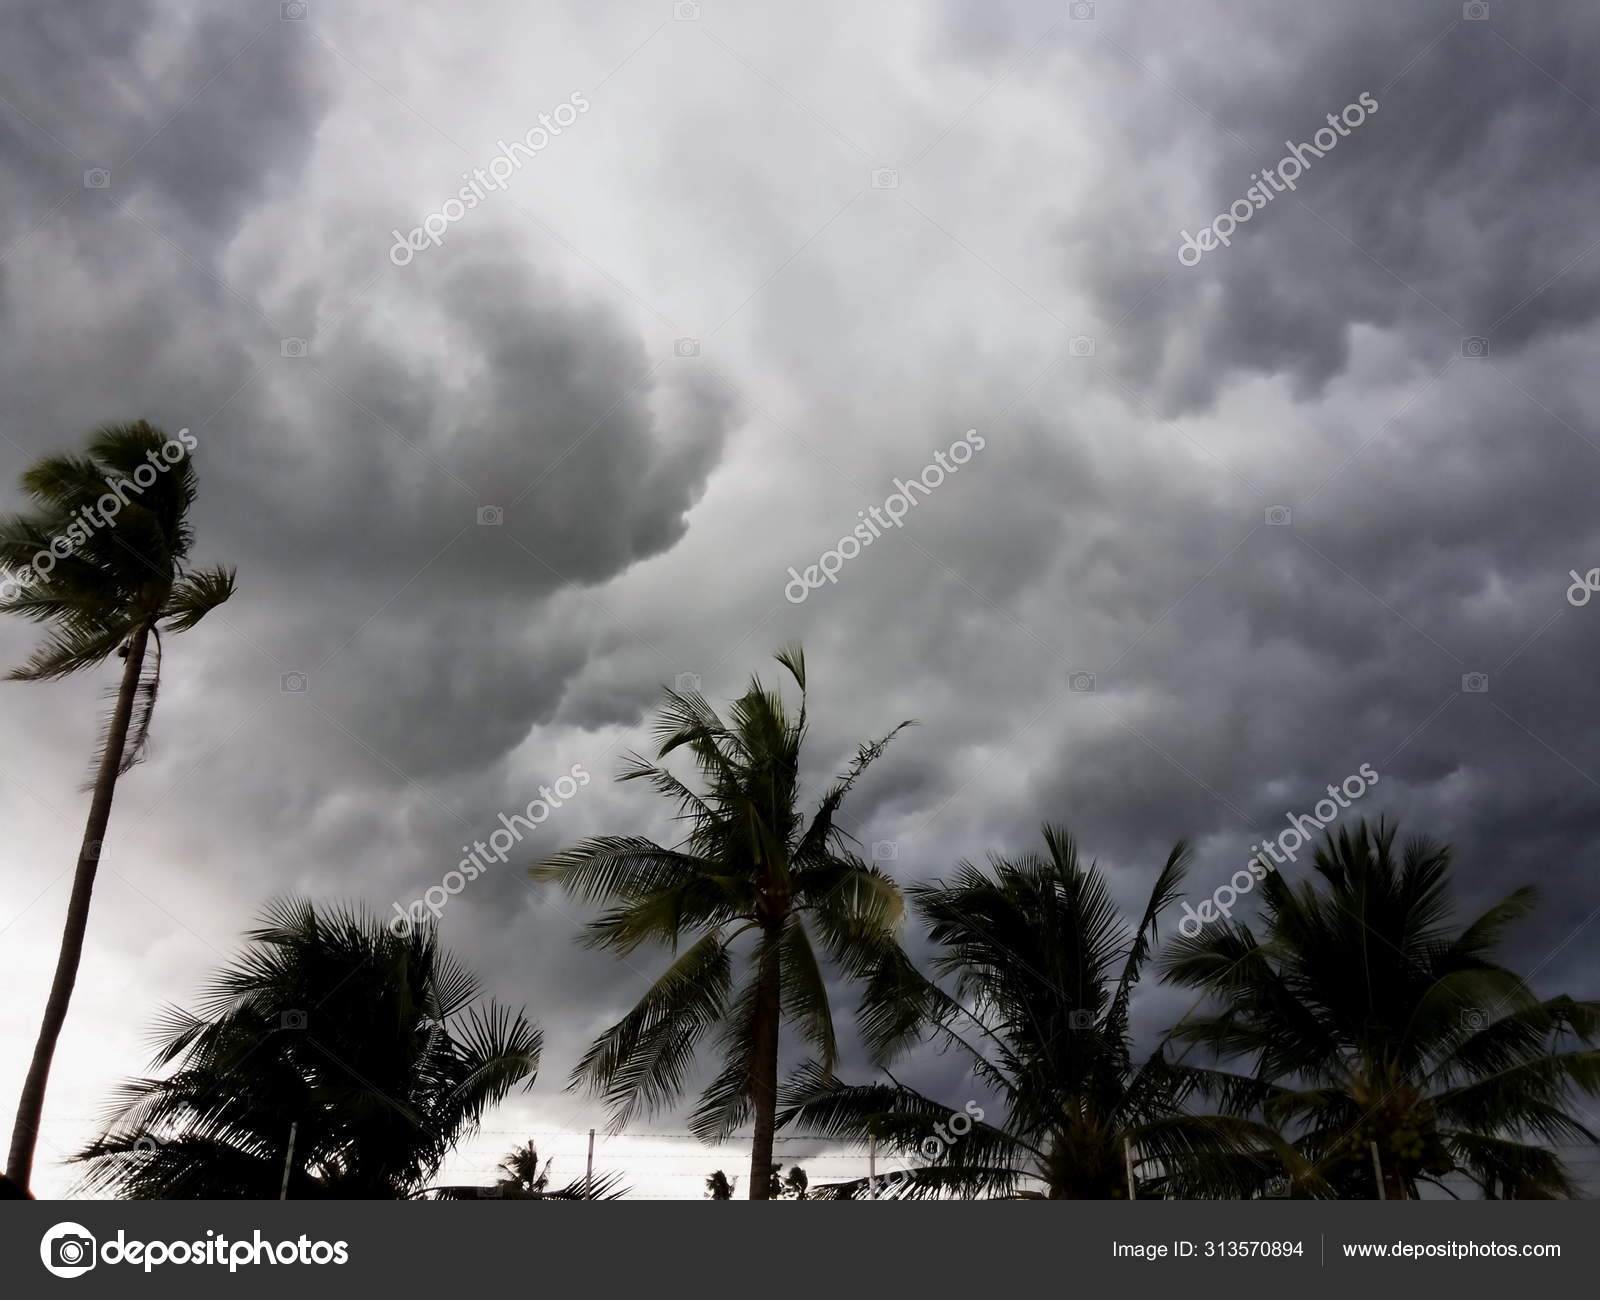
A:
[[3, 0, 1599, 1197]]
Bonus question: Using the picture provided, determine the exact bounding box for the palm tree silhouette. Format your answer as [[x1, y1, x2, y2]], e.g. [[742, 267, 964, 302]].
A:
[[786, 826, 1299, 1198], [426, 1139, 626, 1200], [534, 646, 914, 1197], [2, 421, 235, 1190], [1163, 820, 1600, 1197], [73, 897, 540, 1198]]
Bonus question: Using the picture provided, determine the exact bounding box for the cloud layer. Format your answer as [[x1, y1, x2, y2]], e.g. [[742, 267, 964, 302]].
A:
[[3, 0, 1599, 1196]]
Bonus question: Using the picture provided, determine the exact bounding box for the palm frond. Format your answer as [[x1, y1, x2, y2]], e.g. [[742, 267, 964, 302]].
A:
[[573, 929, 735, 1132], [160, 565, 235, 632], [6, 616, 131, 681]]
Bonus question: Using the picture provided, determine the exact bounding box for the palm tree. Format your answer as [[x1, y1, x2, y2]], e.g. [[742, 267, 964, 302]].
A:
[[1162, 819, 1600, 1198], [426, 1139, 627, 1200], [705, 1168, 735, 1199], [73, 897, 541, 1198], [3, 421, 235, 1190], [784, 825, 1299, 1198], [533, 647, 913, 1198], [497, 1139, 554, 1195]]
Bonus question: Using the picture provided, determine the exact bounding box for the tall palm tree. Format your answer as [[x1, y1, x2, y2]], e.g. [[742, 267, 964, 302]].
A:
[[1162, 819, 1600, 1198], [533, 647, 913, 1198], [3, 420, 235, 1190], [73, 897, 541, 1198], [784, 825, 1300, 1198]]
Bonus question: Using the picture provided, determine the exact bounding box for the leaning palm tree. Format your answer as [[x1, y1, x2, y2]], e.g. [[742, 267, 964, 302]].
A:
[[73, 897, 541, 1198], [1162, 819, 1600, 1198], [3, 421, 234, 1190], [784, 826, 1302, 1198], [533, 646, 912, 1198]]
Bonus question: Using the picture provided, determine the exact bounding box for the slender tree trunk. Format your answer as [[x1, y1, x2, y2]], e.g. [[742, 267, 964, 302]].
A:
[[746, 922, 783, 1200], [6, 624, 149, 1191]]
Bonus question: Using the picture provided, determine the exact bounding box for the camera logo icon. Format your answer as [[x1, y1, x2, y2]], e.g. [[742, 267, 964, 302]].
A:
[[1462, 2, 1489, 20], [280, 1009, 308, 1030], [1265, 505, 1293, 526], [1069, 670, 1096, 693], [1069, 1, 1096, 18], [1460, 336, 1489, 358], [477, 505, 503, 526], [872, 840, 899, 862], [280, 337, 309, 358], [674, 1, 701, 18], [82, 168, 112, 190], [871, 168, 899, 189], [1068, 335, 1096, 357], [674, 672, 702, 694], [1461, 672, 1489, 694], [674, 337, 700, 357], [280, 671, 308, 694], [1068, 1008, 1094, 1029], [41, 1223, 97, 1278]]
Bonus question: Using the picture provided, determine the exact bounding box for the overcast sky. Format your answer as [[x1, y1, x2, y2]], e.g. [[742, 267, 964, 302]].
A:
[[4, 0, 1600, 1198]]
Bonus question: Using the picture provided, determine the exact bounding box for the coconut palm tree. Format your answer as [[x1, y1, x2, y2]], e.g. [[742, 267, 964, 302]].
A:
[[1161, 819, 1600, 1198], [3, 420, 235, 1190], [73, 897, 541, 1198], [784, 825, 1301, 1199], [533, 647, 913, 1198], [496, 1139, 554, 1195], [705, 1168, 735, 1199], [425, 1139, 627, 1200]]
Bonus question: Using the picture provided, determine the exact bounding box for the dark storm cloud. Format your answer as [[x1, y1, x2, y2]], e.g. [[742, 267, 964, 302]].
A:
[[0, 3, 330, 270], [790, 0, 1600, 998], [0, 2, 739, 1188], [1049, 0, 1600, 413], [6, 0, 1600, 1197], [0, 8, 736, 784]]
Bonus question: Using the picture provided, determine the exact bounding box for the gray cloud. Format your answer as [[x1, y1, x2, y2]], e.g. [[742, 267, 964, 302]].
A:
[[3, 0, 1600, 1197]]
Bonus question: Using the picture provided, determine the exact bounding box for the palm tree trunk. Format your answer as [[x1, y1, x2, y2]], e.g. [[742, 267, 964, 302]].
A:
[[6, 623, 149, 1191], [746, 922, 783, 1200]]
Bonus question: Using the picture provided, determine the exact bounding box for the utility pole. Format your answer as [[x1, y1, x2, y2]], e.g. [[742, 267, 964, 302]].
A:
[[1370, 1141, 1386, 1200], [279, 1121, 298, 1200], [585, 1128, 595, 1198], [868, 1136, 877, 1198]]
